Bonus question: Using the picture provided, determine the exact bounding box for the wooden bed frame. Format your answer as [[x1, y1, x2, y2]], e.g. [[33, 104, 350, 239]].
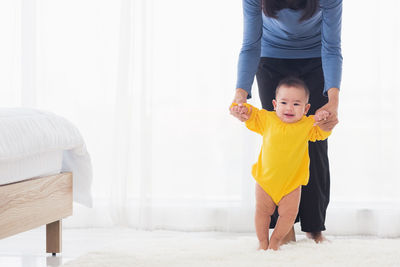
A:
[[0, 172, 73, 255]]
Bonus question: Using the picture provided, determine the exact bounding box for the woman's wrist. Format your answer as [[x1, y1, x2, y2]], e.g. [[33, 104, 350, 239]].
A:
[[327, 88, 339, 104], [235, 88, 249, 103]]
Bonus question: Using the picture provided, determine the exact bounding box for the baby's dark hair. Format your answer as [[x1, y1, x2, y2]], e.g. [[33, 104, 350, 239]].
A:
[[275, 76, 310, 102]]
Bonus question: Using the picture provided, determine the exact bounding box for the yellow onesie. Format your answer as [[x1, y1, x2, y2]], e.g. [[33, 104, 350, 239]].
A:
[[243, 103, 331, 205]]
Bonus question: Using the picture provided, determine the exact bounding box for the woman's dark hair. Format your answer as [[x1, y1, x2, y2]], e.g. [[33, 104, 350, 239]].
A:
[[262, 0, 319, 21]]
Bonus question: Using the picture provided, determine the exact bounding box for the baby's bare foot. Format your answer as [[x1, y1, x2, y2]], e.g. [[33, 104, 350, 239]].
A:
[[306, 231, 326, 243], [258, 240, 269, 250], [267, 237, 280, 250]]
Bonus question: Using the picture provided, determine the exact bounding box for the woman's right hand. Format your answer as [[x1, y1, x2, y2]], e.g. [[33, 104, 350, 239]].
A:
[[230, 88, 249, 122]]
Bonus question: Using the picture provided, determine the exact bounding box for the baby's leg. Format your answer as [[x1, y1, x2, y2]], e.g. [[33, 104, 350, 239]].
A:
[[268, 186, 301, 250], [255, 183, 276, 250]]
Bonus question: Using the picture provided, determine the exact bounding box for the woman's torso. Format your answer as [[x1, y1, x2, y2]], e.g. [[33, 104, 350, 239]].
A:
[[261, 7, 322, 58]]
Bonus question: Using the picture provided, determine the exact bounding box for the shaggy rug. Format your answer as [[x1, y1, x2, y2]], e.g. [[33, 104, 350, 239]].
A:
[[62, 232, 400, 267]]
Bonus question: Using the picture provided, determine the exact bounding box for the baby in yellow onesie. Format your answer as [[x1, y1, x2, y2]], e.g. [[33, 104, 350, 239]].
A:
[[231, 77, 331, 251]]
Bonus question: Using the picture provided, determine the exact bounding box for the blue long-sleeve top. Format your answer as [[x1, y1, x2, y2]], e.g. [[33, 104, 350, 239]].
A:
[[236, 0, 342, 98]]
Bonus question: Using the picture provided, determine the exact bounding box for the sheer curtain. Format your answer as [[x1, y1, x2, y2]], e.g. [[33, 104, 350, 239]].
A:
[[1, 0, 399, 237]]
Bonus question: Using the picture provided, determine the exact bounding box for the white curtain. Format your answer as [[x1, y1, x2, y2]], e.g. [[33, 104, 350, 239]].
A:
[[1, 0, 400, 237]]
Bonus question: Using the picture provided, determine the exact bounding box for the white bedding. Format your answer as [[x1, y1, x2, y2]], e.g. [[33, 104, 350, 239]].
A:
[[0, 108, 93, 207], [0, 150, 63, 184]]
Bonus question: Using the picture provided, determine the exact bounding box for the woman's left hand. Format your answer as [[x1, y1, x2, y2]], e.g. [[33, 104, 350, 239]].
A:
[[314, 88, 339, 131]]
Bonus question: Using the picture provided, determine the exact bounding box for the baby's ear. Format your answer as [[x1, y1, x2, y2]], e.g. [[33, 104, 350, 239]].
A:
[[272, 99, 277, 110], [304, 103, 311, 115]]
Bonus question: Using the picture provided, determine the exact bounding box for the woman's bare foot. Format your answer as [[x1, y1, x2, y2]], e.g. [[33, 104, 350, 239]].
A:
[[258, 240, 269, 250], [281, 226, 296, 245], [306, 231, 326, 243]]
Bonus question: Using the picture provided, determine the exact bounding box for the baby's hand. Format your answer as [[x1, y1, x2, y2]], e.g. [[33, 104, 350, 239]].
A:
[[314, 109, 330, 126], [231, 103, 251, 122]]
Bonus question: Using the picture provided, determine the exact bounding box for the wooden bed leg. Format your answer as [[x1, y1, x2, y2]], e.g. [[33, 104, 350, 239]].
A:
[[46, 220, 62, 255]]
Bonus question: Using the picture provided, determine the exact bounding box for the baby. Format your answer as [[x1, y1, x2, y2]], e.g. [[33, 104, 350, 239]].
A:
[[231, 77, 331, 250]]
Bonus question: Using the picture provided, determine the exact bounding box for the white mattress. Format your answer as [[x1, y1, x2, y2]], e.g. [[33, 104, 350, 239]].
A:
[[0, 150, 63, 185], [0, 108, 93, 207]]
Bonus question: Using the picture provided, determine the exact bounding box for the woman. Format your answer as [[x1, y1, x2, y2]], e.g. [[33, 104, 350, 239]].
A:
[[230, 0, 342, 243]]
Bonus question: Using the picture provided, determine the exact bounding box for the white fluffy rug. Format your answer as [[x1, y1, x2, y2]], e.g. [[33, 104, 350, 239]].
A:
[[63, 231, 400, 267]]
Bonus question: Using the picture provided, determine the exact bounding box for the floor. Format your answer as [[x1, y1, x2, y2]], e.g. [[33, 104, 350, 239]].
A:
[[0, 228, 263, 267], [2, 228, 397, 267], [0, 227, 142, 267]]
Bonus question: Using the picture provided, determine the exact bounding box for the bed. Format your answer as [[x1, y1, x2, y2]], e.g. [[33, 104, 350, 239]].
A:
[[0, 108, 92, 255]]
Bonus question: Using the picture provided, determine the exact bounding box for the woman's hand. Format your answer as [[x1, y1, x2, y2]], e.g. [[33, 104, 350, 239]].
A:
[[314, 88, 339, 131], [230, 88, 249, 122]]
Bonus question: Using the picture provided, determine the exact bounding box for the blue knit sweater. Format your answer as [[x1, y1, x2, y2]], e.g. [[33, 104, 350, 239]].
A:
[[236, 0, 342, 98]]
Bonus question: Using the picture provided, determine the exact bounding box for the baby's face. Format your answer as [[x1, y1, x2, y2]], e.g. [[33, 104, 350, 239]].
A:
[[272, 85, 310, 123]]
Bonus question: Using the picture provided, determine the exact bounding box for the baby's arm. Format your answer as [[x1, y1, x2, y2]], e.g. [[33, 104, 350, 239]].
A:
[[231, 103, 267, 135], [309, 110, 332, 141]]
